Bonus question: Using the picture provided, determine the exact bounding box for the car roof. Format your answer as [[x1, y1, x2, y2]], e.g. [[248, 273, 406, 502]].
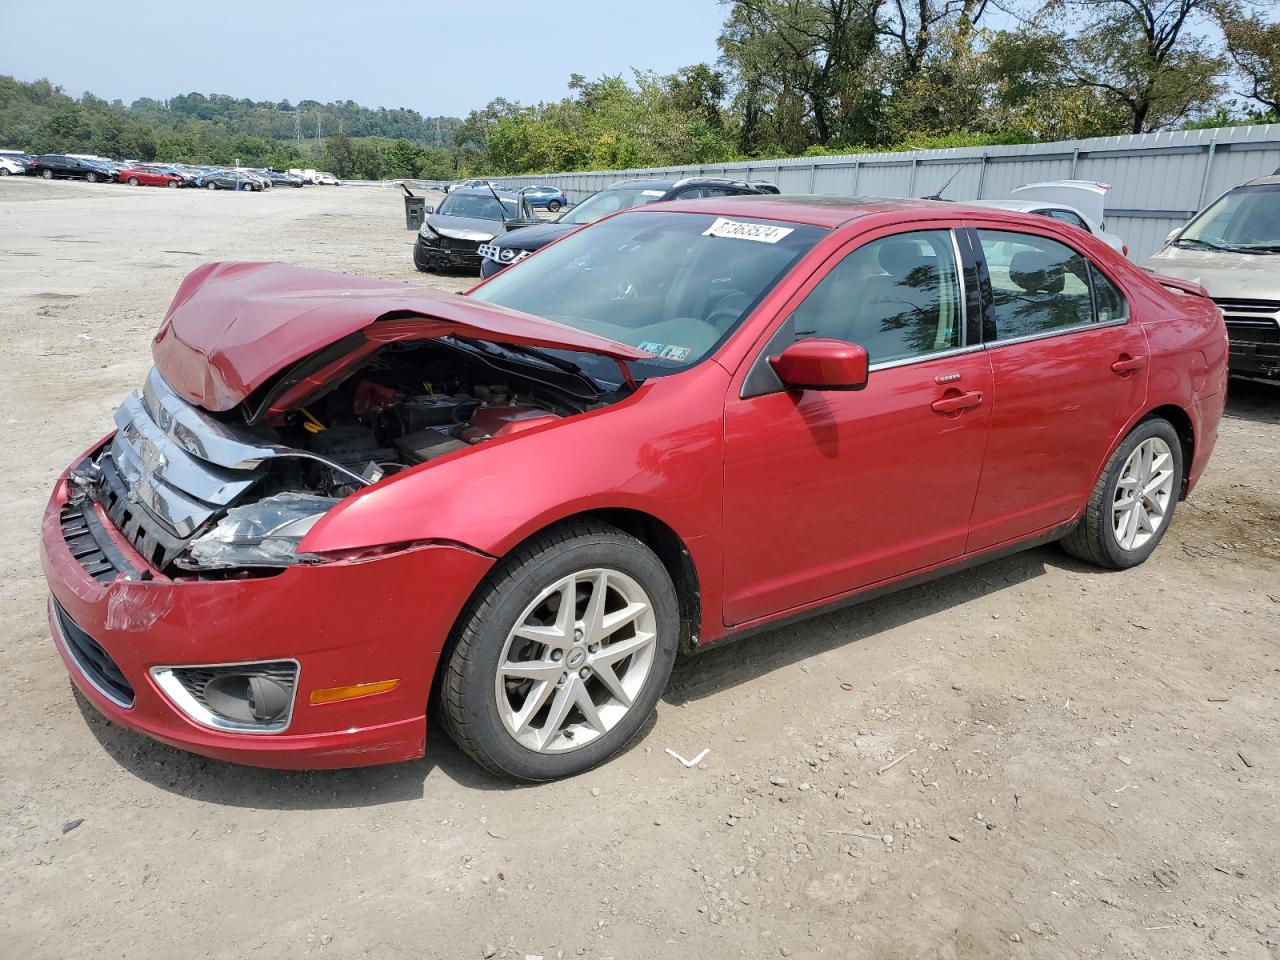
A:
[[641, 194, 1109, 233], [1243, 174, 1280, 187]]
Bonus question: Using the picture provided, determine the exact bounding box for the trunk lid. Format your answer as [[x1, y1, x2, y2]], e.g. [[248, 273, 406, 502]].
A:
[[152, 262, 646, 412]]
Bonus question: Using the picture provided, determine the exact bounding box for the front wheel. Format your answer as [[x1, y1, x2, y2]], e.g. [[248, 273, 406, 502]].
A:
[[167, 179, 179, 188], [85, 172, 98, 183], [41, 168, 53, 179], [207, 182, 218, 190], [440, 521, 679, 780], [127, 176, 139, 186], [1061, 418, 1183, 569]]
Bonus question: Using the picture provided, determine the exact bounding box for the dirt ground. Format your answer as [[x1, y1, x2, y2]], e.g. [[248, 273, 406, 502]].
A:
[[1, 177, 1277, 960]]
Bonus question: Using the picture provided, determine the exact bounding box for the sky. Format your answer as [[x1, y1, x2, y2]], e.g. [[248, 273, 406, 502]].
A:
[[0, 0, 730, 117]]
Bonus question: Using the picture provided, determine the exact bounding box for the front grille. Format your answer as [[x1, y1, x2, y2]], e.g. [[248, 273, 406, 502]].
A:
[[52, 598, 135, 707], [97, 454, 191, 571], [60, 497, 121, 582], [1212, 298, 1280, 346], [1213, 297, 1280, 314], [1225, 319, 1280, 345]]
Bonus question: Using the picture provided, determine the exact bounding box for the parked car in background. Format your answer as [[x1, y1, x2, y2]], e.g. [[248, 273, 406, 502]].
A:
[[414, 188, 537, 273], [38, 197, 1226, 780], [119, 165, 184, 188], [1144, 173, 1280, 384], [0, 155, 27, 176], [447, 178, 498, 194], [519, 184, 570, 211], [314, 171, 339, 185], [264, 169, 304, 187], [969, 181, 1127, 256], [28, 154, 116, 182], [479, 176, 778, 276], [197, 170, 262, 191]]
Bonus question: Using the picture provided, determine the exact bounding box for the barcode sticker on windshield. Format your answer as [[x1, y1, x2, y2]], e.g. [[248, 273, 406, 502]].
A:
[[702, 217, 794, 243]]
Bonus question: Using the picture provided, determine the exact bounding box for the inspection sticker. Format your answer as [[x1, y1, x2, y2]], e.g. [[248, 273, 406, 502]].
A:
[[637, 341, 665, 355], [702, 217, 794, 243]]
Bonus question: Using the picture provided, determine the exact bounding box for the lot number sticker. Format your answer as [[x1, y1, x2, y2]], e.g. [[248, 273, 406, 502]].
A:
[[702, 217, 794, 243]]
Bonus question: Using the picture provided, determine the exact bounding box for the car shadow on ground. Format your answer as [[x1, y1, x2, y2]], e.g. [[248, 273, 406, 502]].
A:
[[1225, 378, 1279, 425], [664, 545, 1089, 706], [72, 545, 1117, 806]]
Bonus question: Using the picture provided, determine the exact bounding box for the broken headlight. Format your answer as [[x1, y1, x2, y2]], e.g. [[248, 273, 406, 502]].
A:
[[182, 492, 338, 570]]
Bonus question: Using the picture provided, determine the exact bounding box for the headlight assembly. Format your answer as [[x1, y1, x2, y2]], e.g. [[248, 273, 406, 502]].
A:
[[181, 492, 338, 570]]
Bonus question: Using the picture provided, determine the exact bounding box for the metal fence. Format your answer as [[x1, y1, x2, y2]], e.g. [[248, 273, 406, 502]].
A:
[[484, 124, 1280, 262]]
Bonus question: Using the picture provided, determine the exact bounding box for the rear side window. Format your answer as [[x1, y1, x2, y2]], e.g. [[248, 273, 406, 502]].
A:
[[790, 230, 963, 364], [1091, 266, 1127, 323], [1041, 209, 1089, 231], [976, 230, 1095, 341]]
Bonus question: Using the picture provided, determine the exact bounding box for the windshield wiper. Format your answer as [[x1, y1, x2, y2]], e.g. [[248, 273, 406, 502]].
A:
[[457, 337, 606, 395], [1174, 237, 1263, 254], [484, 182, 510, 222]]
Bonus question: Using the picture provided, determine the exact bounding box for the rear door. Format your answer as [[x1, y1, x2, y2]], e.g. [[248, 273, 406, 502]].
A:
[[964, 226, 1148, 551]]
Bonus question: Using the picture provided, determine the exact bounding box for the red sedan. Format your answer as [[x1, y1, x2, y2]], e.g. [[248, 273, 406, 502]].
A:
[[119, 165, 183, 188], [40, 197, 1227, 780]]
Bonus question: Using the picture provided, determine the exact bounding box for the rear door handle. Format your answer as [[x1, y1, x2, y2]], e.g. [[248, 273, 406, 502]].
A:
[[1111, 354, 1146, 375], [931, 390, 984, 414]]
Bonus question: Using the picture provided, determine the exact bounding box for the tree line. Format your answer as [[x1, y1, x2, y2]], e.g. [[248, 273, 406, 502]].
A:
[[460, 0, 1280, 174], [2, 1, 1277, 181]]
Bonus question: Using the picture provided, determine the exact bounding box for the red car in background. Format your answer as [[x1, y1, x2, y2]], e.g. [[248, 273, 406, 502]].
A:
[[119, 165, 183, 188], [39, 197, 1227, 780]]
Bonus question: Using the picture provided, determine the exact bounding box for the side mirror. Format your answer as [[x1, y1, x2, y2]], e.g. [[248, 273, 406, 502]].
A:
[[769, 339, 869, 391], [424, 205, 434, 214], [1165, 227, 1182, 244]]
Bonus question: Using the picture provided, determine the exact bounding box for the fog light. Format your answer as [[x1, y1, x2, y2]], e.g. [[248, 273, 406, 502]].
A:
[[152, 660, 299, 734]]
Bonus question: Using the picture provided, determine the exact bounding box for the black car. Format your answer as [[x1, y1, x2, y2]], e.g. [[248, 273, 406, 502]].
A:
[[264, 169, 304, 187], [198, 170, 262, 191], [477, 177, 778, 277], [28, 154, 117, 183], [414, 189, 538, 274]]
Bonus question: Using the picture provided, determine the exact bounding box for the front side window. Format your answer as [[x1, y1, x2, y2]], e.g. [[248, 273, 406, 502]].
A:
[[977, 230, 1094, 341], [472, 210, 826, 377], [790, 230, 963, 365]]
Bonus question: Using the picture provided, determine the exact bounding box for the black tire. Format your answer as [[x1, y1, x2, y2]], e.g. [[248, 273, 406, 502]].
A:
[[41, 168, 53, 180], [85, 172, 98, 183], [127, 176, 139, 186], [1061, 417, 1183, 570], [207, 181, 218, 190], [167, 179, 179, 188], [0, 168, 9, 177], [439, 520, 679, 781], [547, 199, 561, 212]]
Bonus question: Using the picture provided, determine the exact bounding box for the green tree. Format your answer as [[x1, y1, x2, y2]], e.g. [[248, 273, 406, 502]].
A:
[[1216, 3, 1280, 114]]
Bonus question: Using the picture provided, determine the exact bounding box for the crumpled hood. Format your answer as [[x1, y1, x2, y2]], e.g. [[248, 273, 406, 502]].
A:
[[424, 213, 502, 243], [152, 262, 647, 411], [492, 221, 576, 252], [1143, 246, 1280, 300]]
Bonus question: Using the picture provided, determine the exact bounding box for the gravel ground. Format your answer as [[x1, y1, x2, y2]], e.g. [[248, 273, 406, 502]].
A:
[[1, 177, 1278, 960]]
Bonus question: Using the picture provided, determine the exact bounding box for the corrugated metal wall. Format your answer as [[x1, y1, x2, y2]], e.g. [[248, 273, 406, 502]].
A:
[[487, 125, 1280, 261]]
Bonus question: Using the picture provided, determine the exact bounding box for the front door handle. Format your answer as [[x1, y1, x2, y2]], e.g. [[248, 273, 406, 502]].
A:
[[931, 390, 984, 414], [1111, 354, 1146, 375]]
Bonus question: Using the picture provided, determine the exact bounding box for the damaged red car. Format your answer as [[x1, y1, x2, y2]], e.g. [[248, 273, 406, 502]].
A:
[[40, 197, 1227, 780]]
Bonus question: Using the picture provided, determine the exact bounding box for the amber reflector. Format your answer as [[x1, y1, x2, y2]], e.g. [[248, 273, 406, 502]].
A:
[[309, 679, 400, 705]]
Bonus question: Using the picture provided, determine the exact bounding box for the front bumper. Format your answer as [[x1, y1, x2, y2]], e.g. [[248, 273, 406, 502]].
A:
[[1228, 339, 1280, 380], [414, 235, 483, 273], [40, 454, 494, 769]]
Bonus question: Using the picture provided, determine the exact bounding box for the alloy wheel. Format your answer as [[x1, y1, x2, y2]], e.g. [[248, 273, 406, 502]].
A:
[[1112, 436, 1175, 551], [494, 568, 658, 754]]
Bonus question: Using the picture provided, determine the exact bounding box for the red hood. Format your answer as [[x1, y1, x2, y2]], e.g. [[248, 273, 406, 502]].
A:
[[152, 262, 647, 411]]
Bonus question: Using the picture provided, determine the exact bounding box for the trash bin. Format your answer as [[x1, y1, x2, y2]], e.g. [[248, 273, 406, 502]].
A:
[[404, 194, 426, 231]]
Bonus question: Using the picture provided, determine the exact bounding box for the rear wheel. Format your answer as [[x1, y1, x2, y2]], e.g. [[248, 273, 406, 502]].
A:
[[440, 521, 679, 781], [547, 199, 561, 212], [0, 168, 9, 177], [1061, 418, 1182, 569]]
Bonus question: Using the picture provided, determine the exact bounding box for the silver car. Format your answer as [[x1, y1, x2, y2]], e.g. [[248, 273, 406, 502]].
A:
[[1144, 174, 1280, 384]]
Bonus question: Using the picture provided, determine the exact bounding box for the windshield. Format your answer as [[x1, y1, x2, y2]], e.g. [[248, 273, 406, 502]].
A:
[[561, 187, 668, 226], [439, 192, 521, 220], [1180, 183, 1280, 252], [471, 210, 826, 378]]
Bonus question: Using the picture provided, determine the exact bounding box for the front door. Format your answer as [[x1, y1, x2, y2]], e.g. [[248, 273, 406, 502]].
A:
[[721, 227, 993, 626]]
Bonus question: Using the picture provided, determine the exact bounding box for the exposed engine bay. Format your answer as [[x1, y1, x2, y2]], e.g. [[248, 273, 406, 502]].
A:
[[262, 338, 599, 500], [74, 337, 618, 578]]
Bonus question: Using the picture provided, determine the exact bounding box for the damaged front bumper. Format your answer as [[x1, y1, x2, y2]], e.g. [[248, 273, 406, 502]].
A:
[[414, 234, 484, 272], [40, 446, 494, 769]]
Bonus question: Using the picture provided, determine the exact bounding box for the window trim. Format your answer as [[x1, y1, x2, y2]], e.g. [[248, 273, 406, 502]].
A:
[[965, 226, 1131, 350], [738, 225, 975, 398]]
